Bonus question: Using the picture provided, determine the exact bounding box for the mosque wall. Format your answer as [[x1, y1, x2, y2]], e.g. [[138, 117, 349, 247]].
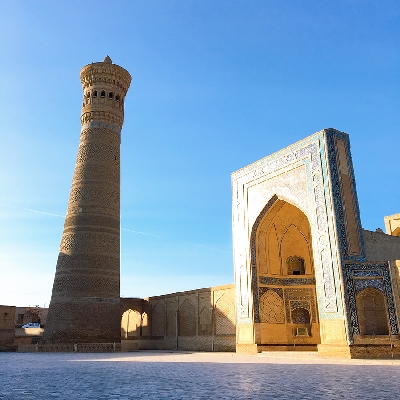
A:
[[0, 306, 15, 351], [120, 284, 236, 351], [362, 229, 400, 262]]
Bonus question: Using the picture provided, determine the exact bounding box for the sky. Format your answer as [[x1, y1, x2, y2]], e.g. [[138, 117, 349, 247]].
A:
[[0, 1, 399, 307]]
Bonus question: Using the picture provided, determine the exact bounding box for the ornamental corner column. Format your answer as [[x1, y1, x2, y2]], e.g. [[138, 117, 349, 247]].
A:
[[43, 56, 131, 344]]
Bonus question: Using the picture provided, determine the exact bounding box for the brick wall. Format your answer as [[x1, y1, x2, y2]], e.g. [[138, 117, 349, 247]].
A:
[[362, 229, 400, 262], [120, 284, 236, 352], [0, 305, 15, 351]]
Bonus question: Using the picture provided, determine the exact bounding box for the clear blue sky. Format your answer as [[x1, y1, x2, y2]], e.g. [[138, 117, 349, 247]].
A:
[[1, 1, 399, 307]]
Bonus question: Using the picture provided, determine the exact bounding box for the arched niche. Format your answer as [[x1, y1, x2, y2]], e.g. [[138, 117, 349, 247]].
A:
[[356, 288, 389, 335], [291, 307, 310, 324], [151, 302, 165, 337], [255, 198, 314, 276], [179, 299, 196, 336]]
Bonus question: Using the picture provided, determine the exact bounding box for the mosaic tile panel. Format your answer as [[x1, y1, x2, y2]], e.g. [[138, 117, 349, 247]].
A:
[[290, 300, 311, 311], [354, 279, 384, 295], [259, 287, 283, 299], [324, 130, 365, 262], [259, 290, 285, 324], [344, 262, 398, 337], [247, 137, 338, 321], [259, 277, 316, 286], [233, 131, 348, 328], [284, 288, 317, 323]]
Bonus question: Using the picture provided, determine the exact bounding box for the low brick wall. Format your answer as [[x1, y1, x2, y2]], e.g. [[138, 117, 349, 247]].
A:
[[18, 344, 39, 353], [350, 344, 400, 359], [121, 340, 139, 352], [130, 335, 235, 352], [0, 329, 15, 352], [30, 343, 122, 353]]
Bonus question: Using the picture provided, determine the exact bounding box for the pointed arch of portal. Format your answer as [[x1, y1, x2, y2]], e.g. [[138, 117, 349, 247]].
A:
[[250, 194, 318, 342]]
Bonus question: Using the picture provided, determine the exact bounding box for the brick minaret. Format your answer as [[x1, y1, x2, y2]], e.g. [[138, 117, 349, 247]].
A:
[[43, 56, 131, 344]]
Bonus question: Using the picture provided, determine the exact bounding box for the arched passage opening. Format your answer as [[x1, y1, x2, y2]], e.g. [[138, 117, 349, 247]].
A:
[[121, 309, 141, 339], [252, 198, 321, 349]]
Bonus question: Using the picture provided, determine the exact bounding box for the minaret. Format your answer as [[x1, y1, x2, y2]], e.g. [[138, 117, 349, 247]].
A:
[[43, 56, 131, 344]]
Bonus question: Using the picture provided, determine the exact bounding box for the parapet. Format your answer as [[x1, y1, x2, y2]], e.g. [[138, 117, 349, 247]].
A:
[[80, 58, 132, 95], [79, 56, 132, 131]]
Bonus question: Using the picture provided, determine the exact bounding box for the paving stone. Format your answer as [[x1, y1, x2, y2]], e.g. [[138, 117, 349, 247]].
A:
[[1, 351, 400, 399]]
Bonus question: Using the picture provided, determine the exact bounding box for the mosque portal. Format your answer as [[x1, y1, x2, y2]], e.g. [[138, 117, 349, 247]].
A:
[[252, 199, 320, 348], [232, 128, 400, 357]]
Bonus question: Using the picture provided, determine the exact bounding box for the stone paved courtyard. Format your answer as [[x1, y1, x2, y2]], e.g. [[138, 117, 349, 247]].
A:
[[1, 351, 400, 399]]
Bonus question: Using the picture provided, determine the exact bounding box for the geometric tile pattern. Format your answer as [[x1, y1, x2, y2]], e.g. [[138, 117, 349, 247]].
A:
[[241, 131, 350, 327], [259, 276, 316, 286], [354, 279, 384, 295], [284, 288, 317, 323], [259, 287, 283, 298], [257, 286, 318, 324], [324, 130, 365, 263], [259, 290, 285, 323], [344, 262, 399, 337]]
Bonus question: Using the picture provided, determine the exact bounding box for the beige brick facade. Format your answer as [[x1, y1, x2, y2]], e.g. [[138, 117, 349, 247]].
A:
[[43, 57, 131, 345], [0, 305, 15, 351], [120, 285, 235, 352]]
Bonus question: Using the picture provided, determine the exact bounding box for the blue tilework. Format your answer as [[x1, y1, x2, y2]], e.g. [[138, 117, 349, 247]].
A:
[[259, 277, 316, 286], [344, 262, 398, 337], [324, 129, 365, 262]]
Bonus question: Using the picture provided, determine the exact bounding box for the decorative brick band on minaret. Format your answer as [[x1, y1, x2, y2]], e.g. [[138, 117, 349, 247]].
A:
[[43, 56, 131, 344]]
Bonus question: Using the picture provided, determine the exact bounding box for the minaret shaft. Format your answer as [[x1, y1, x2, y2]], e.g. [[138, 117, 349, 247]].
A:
[[43, 57, 131, 344]]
